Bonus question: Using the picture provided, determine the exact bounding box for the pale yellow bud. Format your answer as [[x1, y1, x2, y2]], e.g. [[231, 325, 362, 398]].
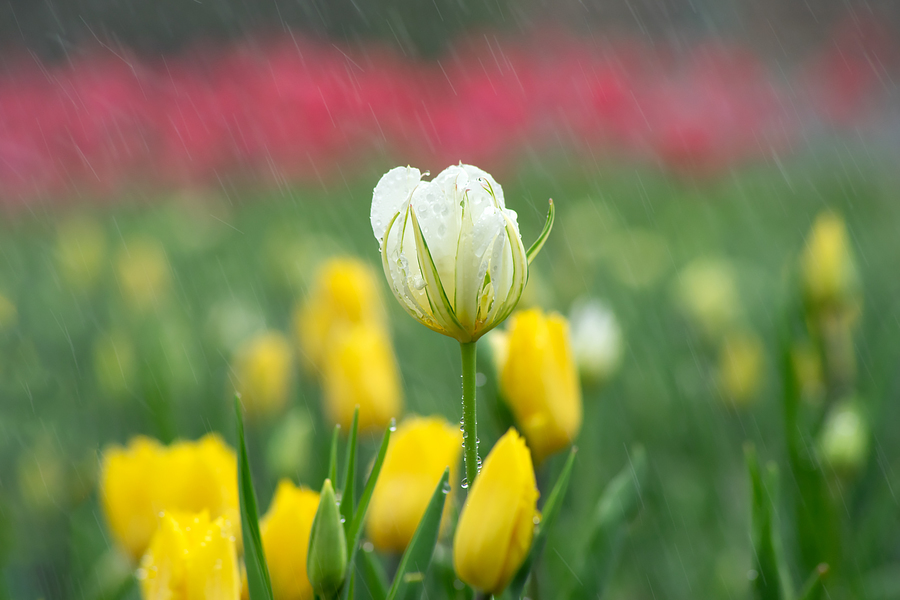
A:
[[717, 330, 765, 407], [801, 212, 859, 315], [116, 238, 171, 313], [233, 331, 294, 419]]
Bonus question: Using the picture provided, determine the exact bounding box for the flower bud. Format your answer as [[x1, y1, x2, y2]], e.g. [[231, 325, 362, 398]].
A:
[[322, 322, 402, 431], [100, 434, 238, 560], [138, 511, 240, 599], [818, 400, 869, 476], [307, 479, 347, 598], [294, 257, 386, 371], [496, 309, 582, 463], [453, 428, 538, 595], [801, 211, 859, 316], [259, 480, 320, 600], [367, 416, 462, 553], [371, 165, 533, 343], [568, 298, 623, 384], [717, 330, 764, 407], [115, 237, 171, 313], [233, 331, 293, 419]]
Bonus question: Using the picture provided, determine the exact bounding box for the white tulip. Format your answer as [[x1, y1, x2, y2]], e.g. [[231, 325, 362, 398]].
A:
[[371, 164, 552, 343], [569, 298, 623, 383]]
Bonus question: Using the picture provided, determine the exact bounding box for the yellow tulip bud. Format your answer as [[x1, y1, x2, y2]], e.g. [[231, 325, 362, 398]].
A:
[[453, 428, 538, 595], [717, 330, 764, 407], [367, 416, 462, 553], [322, 322, 402, 431], [56, 216, 106, 292], [294, 257, 385, 371], [801, 212, 859, 315], [100, 434, 238, 560], [116, 237, 171, 313], [497, 309, 582, 463], [233, 331, 294, 419], [138, 511, 240, 600], [258, 480, 320, 600]]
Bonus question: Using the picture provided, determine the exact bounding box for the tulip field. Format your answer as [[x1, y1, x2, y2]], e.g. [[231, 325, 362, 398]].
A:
[[2, 21, 900, 600]]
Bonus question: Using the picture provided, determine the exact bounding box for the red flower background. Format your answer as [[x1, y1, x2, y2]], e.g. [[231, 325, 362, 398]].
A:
[[0, 19, 893, 207]]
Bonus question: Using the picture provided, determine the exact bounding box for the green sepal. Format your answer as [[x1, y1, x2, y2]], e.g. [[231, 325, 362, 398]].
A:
[[525, 199, 555, 265], [505, 447, 577, 600], [235, 394, 274, 600], [386, 468, 451, 600], [341, 408, 360, 532], [560, 445, 647, 600]]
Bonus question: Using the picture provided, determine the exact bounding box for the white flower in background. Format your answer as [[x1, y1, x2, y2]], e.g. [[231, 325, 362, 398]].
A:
[[569, 298, 623, 383], [371, 164, 553, 343]]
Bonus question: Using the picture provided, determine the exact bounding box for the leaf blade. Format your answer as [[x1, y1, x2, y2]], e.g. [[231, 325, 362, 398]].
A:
[[235, 395, 274, 600], [341, 408, 360, 532]]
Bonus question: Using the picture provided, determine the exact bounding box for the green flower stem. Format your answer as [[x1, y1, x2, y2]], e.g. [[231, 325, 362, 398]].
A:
[[460, 341, 480, 490]]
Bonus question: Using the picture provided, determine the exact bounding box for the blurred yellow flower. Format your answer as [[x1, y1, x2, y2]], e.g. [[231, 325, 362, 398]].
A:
[[367, 416, 462, 553], [233, 331, 294, 419], [0, 293, 17, 332], [322, 322, 402, 431], [496, 308, 582, 463], [56, 216, 106, 291], [138, 511, 240, 600], [717, 330, 764, 407], [101, 434, 238, 561], [453, 428, 538, 595], [294, 257, 385, 371], [258, 480, 320, 600], [801, 211, 859, 315], [673, 258, 741, 340], [791, 342, 825, 406], [116, 238, 171, 313]]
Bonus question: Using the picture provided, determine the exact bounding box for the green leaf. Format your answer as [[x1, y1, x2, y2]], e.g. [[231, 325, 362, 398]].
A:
[[560, 446, 647, 600], [797, 564, 829, 600], [340, 420, 394, 600], [747, 444, 789, 600], [341, 408, 360, 532], [525, 199, 555, 265], [506, 447, 577, 600], [386, 468, 451, 600], [357, 544, 389, 600], [329, 424, 341, 488], [235, 394, 274, 600]]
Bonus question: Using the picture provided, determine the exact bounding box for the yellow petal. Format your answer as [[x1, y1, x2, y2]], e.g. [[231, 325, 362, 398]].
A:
[[260, 480, 320, 600]]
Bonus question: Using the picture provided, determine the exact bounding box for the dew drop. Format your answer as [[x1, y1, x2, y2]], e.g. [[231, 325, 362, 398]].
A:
[[460, 478, 468, 489]]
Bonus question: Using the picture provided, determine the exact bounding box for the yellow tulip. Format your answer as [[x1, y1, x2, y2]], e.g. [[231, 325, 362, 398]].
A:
[[453, 428, 538, 595], [367, 416, 462, 553], [138, 511, 240, 600], [294, 257, 385, 371], [497, 308, 582, 463], [116, 237, 171, 313], [717, 330, 764, 407], [101, 434, 238, 561], [801, 212, 859, 315], [322, 322, 402, 431], [257, 480, 320, 600], [233, 331, 294, 418]]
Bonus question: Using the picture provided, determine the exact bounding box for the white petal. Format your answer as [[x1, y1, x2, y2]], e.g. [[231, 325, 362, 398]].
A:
[[371, 166, 421, 242], [410, 180, 461, 304]]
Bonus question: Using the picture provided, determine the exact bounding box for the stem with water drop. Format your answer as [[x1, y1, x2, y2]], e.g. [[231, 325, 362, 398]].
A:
[[460, 341, 479, 490]]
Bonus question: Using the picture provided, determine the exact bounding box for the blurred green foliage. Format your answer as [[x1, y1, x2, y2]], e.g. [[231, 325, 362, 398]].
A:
[[1, 151, 899, 599]]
